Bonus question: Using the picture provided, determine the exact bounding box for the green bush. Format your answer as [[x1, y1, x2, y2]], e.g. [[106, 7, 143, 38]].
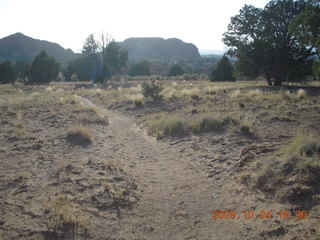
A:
[[129, 61, 151, 76], [29, 51, 59, 84], [211, 55, 235, 82], [0, 61, 16, 84], [168, 64, 184, 76], [141, 81, 163, 101]]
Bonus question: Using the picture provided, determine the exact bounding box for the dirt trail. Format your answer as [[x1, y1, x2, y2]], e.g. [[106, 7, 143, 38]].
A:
[[78, 97, 240, 240]]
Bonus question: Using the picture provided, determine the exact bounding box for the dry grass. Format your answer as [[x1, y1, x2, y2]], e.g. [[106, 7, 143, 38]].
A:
[[297, 89, 307, 99], [45, 194, 88, 234], [229, 89, 241, 98], [254, 133, 320, 204], [191, 115, 237, 133], [147, 116, 189, 139], [125, 93, 144, 105], [282, 134, 319, 164], [204, 86, 220, 95], [66, 125, 93, 145], [283, 90, 291, 99], [46, 194, 77, 228], [248, 89, 263, 97], [145, 113, 239, 139], [180, 88, 201, 99]]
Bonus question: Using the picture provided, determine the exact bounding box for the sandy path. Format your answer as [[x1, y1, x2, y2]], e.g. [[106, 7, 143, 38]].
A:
[[77, 96, 239, 240]]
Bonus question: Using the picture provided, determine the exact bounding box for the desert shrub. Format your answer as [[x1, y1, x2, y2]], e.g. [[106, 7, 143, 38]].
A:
[[146, 114, 239, 139], [282, 134, 319, 161], [148, 117, 188, 138], [134, 99, 143, 108], [71, 73, 78, 82], [56, 72, 65, 82], [282, 90, 291, 99], [46, 194, 77, 228], [66, 125, 93, 145], [238, 113, 255, 133], [44, 194, 88, 238], [168, 64, 184, 76], [297, 89, 307, 99], [141, 81, 163, 101], [192, 116, 224, 133]]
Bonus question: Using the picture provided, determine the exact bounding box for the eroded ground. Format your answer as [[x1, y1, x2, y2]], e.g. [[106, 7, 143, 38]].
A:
[[0, 81, 319, 240]]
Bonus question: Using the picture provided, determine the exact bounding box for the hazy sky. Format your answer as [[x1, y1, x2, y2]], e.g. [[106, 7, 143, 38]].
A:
[[0, 0, 270, 53]]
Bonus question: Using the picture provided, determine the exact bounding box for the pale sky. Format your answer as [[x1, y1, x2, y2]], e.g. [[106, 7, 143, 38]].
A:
[[0, 0, 270, 53]]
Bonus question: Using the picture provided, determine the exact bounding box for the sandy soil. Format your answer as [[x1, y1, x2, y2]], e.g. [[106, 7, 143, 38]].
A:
[[0, 87, 319, 240]]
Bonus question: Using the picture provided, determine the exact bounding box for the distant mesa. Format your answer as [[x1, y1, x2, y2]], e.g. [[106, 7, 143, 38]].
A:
[[0, 33, 201, 65], [119, 37, 201, 62], [0, 32, 77, 65]]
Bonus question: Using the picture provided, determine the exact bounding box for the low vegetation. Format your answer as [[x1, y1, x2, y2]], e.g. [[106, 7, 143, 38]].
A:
[[255, 133, 320, 206], [143, 113, 239, 139], [141, 81, 164, 101], [44, 194, 88, 239], [66, 125, 93, 145]]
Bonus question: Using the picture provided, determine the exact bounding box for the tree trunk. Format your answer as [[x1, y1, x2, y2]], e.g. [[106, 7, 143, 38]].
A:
[[273, 78, 282, 86], [266, 73, 273, 86]]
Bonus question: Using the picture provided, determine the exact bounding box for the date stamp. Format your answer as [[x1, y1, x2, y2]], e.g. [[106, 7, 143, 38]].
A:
[[211, 210, 308, 220]]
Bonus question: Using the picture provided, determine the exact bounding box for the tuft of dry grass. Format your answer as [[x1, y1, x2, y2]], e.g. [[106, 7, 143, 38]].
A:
[[134, 99, 144, 108], [297, 89, 307, 99], [45, 194, 88, 232], [145, 113, 239, 139], [227, 113, 254, 133], [127, 93, 144, 105], [282, 133, 319, 163], [148, 116, 189, 139], [229, 89, 241, 98], [254, 133, 320, 204], [191, 116, 225, 133], [204, 86, 219, 95], [180, 88, 200, 99], [248, 89, 263, 97], [66, 125, 93, 145], [283, 90, 291, 100]]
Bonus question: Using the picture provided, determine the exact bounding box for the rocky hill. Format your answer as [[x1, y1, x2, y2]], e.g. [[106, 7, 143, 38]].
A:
[[119, 37, 200, 62], [0, 34, 201, 65], [0, 33, 77, 65]]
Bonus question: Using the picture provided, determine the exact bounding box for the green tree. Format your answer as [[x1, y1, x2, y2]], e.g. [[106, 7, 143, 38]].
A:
[[211, 55, 235, 81], [223, 0, 318, 86], [29, 51, 59, 84], [79, 33, 128, 83], [103, 41, 128, 80], [313, 60, 320, 79], [15, 60, 30, 83], [289, 3, 320, 52], [168, 64, 184, 76], [82, 34, 100, 82], [65, 57, 91, 81], [129, 60, 151, 76], [0, 61, 16, 84], [82, 34, 99, 56]]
